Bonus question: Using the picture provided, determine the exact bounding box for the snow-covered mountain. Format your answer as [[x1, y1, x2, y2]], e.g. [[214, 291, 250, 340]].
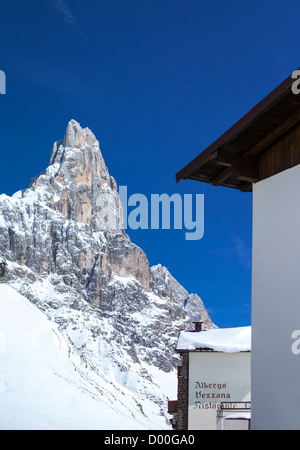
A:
[[0, 284, 175, 429], [0, 120, 214, 429]]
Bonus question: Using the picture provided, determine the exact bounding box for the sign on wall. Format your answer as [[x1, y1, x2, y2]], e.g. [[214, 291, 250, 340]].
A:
[[188, 352, 251, 430]]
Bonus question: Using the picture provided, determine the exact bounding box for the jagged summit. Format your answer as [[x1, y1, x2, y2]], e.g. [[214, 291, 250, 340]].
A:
[[0, 120, 214, 428], [49, 119, 99, 165], [64, 119, 96, 149], [28, 120, 122, 232]]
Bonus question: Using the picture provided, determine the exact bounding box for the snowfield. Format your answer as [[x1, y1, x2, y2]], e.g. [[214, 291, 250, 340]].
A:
[[0, 284, 173, 430]]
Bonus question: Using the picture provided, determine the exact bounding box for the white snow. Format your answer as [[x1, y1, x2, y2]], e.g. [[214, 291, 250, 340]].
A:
[[176, 326, 251, 352], [0, 284, 172, 430]]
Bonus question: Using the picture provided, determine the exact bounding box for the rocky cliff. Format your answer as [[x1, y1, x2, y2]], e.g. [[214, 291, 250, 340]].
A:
[[0, 120, 214, 426]]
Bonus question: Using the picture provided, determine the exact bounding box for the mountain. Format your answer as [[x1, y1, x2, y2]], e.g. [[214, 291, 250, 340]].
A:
[[0, 120, 214, 429], [0, 284, 160, 430]]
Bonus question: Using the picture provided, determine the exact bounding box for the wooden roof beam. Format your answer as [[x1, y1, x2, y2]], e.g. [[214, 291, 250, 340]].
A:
[[243, 108, 300, 158], [233, 165, 260, 183], [210, 150, 260, 186], [210, 149, 257, 168], [211, 167, 233, 186]]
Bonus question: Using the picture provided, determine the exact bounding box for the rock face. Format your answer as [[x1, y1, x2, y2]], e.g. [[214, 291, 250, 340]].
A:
[[48, 120, 123, 232], [0, 120, 214, 426]]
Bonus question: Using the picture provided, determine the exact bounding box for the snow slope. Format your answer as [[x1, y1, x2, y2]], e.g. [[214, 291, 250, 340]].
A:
[[0, 284, 172, 430]]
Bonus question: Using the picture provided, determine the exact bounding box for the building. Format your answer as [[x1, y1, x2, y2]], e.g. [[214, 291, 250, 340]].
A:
[[176, 70, 300, 430], [169, 323, 251, 430]]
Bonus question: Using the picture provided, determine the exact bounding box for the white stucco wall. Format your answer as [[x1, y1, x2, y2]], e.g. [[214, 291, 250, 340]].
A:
[[188, 352, 250, 430], [252, 163, 300, 430]]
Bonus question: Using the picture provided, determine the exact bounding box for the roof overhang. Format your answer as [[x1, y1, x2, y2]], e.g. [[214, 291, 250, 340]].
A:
[[176, 70, 300, 192]]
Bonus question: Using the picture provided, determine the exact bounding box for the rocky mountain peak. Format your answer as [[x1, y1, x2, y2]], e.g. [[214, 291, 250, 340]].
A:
[[29, 120, 123, 232], [63, 119, 96, 149]]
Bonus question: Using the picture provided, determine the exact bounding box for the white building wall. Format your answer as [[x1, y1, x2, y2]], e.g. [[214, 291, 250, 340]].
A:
[[188, 352, 250, 430], [252, 163, 300, 430]]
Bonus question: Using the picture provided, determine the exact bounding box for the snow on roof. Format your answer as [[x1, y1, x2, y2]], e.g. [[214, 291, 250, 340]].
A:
[[176, 326, 251, 353]]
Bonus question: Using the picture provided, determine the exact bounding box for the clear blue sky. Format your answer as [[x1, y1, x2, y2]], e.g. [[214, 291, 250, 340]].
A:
[[0, 0, 299, 327]]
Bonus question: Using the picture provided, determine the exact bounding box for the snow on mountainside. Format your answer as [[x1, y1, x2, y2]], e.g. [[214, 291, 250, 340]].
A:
[[0, 120, 214, 429], [0, 284, 173, 429]]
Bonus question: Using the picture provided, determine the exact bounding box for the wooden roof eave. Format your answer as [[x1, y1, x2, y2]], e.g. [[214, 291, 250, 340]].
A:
[[176, 70, 300, 189]]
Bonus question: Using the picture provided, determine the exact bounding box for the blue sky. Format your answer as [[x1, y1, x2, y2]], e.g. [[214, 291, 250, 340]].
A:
[[0, 0, 299, 327]]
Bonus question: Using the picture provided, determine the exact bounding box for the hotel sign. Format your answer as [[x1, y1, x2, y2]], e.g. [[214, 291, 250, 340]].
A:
[[188, 352, 251, 430]]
